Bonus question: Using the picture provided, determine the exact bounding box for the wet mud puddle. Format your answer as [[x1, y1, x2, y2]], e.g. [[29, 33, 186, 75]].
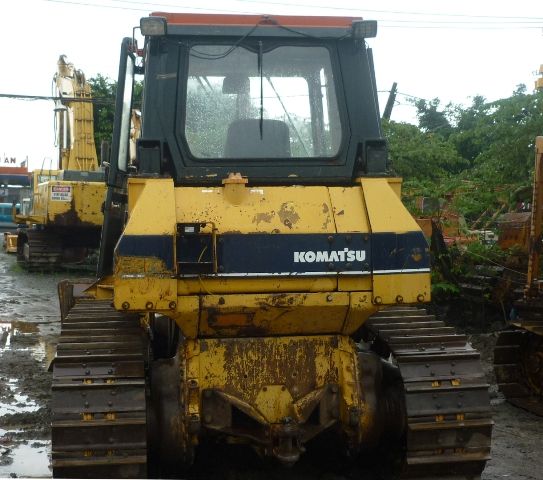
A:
[[1, 307, 57, 477], [0, 438, 51, 478]]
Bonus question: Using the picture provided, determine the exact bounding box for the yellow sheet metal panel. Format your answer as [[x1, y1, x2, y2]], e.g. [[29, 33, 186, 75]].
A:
[[41, 181, 104, 226], [372, 272, 430, 305], [188, 336, 361, 424], [175, 185, 335, 234], [73, 182, 104, 225], [198, 292, 349, 337], [337, 346, 360, 428], [182, 335, 382, 444], [387, 177, 402, 199], [31, 182, 49, 219], [115, 256, 169, 275], [174, 296, 199, 338], [2, 233, 17, 253], [24, 169, 60, 221], [113, 276, 177, 311], [361, 178, 420, 233], [337, 274, 371, 292], [125, 178, 176, 235], [254, 385, 295, 422], [342, 291, 378, 335], [127, 178, 147, 216], [328, 186, 370, 233], [177, 276, 337, 295]]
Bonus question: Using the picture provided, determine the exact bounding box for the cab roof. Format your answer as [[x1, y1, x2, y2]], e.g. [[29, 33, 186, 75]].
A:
[[151, 12, 361, 27], [148, 11, 362, 38]]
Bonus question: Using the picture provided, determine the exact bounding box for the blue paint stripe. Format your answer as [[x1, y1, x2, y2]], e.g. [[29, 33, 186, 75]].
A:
[[116, 231, 429, 275], [116, 235, 174, 270]]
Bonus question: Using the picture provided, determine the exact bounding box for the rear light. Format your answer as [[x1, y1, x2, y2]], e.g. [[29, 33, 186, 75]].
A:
[[140, 16, 167, 36], [352, 20, 377, 39]]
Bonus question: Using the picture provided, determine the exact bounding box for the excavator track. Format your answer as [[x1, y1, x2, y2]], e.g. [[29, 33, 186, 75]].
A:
[[51, 298, 148, 478], [17, 230, 63, 270], [365, 306, 493, 479], [494, 322, 543, 417]]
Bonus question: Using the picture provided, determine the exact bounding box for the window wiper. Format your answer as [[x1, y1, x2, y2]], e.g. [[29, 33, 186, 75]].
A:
[[258, 41, 263, 139]]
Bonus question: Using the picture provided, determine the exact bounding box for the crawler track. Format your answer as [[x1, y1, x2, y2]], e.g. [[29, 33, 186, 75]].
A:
[[51, 299, 148, 478], [365, 306, 493, 479], [17, 230, 63, 270], [494, 322, 543, 417]]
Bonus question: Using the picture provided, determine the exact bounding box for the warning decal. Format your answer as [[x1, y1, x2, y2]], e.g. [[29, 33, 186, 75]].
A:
[[51, 185, 72, 201]]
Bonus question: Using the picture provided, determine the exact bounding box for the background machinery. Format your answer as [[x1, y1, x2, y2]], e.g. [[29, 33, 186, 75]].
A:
[[50, 13, 493, 478], [15, 56, 105, 269], [1, 202, 20, 253], [494, 135, 543, 416]]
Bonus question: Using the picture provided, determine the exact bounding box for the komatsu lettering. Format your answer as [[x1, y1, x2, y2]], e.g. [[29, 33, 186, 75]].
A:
[[294, 248, 366, 263]]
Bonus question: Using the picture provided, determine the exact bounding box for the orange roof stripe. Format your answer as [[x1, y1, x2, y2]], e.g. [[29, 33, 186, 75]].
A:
[[150, 12, 361, 28]]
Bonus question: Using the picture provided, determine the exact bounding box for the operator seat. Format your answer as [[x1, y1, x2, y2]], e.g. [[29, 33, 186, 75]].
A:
[[224, 119, 291, 158]]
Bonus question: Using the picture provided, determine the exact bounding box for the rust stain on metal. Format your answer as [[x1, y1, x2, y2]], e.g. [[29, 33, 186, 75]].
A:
[[411, 247, 423, 262], [259, 293, 305, 308], [205, 307, 266, 336], [253, 211, 275, 224], [52, 198, 96, 227], [52, 199, 81, 226], [221, 338, 324, 402], [322, 214, 332, 230], [278, 202, 300, 227]]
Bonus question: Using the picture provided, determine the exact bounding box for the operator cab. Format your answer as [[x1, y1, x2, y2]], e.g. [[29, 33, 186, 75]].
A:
[[114, 13, 386, 185]]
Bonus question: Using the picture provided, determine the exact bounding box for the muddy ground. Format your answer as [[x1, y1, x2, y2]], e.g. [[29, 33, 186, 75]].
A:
[[0, 242, 542, 479]]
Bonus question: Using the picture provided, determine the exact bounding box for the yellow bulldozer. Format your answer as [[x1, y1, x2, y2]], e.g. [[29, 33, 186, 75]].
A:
[[50, 12, 493, 478], [15, 55, 105, 269]]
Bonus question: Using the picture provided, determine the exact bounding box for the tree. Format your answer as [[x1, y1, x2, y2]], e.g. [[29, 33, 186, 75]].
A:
[[87, 75, 143, 164], [384, 87, 543, 226], [448, 95, 490, 164], [88, 74, 116, 163], [414, 98, 454, 138], [383, 120, 467, 181]]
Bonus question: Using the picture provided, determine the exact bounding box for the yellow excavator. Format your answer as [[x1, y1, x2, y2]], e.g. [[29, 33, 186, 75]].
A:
[[15, 55, 105, 269], [50, 12, 493, 478]]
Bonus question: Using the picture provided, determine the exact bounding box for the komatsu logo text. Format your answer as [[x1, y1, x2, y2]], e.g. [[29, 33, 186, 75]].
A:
[[294, 249, 366, 263]]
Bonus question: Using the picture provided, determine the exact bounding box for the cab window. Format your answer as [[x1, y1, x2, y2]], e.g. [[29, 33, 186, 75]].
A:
[[184, 44, 342, 159]]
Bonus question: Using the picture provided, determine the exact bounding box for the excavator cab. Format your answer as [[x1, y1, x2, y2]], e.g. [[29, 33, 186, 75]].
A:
[[51, 13, 492, 480]]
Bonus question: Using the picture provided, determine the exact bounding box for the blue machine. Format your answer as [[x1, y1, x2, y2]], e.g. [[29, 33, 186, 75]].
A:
[[0, 203, 20, 229]]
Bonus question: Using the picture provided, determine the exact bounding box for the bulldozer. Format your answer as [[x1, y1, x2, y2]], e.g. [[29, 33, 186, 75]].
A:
[[15, 56, 105, 269], [494, 136, 543, 416], [50, 12, 493, 478]]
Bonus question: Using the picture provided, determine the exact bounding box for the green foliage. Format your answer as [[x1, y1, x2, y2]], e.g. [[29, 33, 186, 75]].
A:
[[383, 121, 467, 181], [414, 98, 454, 138], [431, 279, 460, 299], [457, 242, 509, 273], [430, 250, 460, 301], [87, 75, 115, 162], [385, 87, 543, 226], [388, 85, 543, 302], [87, 75, 143, 164]]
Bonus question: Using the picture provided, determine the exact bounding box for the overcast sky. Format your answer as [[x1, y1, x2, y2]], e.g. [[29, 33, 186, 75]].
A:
[[1, 0, 542, 170]]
